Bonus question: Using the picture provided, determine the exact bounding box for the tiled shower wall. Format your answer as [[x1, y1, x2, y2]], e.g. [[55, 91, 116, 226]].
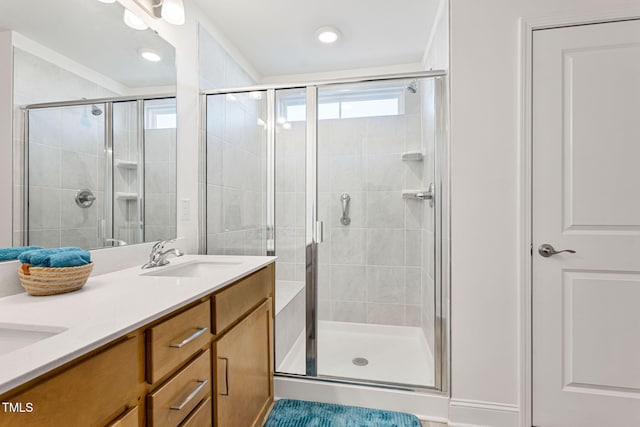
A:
[[145, 126, 178, 242], [275, 82, 434, 328], [200, 26, 267, 256], [13, 48, 117, 247], [316, 88, 427, 327]]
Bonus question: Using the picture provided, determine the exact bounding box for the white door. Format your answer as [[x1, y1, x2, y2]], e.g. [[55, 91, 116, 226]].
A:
[[533, 19, 640, 427]]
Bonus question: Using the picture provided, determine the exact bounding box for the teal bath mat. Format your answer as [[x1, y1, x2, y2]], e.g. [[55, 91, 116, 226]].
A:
[[264, 399, 421, 427]]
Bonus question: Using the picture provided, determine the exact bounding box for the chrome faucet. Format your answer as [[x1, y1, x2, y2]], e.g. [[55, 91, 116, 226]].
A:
[[142, 239, 184, 269]]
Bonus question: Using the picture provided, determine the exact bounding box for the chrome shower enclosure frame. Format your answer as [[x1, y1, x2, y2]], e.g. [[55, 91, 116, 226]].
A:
[[199, 70, 450, 395]]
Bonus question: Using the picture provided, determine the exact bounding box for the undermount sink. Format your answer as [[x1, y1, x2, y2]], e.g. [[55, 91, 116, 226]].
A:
[[0, 324, 67, 356], [142, 260, 244, 278]]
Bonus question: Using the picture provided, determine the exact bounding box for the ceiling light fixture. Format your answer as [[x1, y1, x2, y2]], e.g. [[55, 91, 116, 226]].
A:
[[159, 0, 185, 25], [316, 26, 341, 44], [124, 9, 148, 30], [139, 48, 162, 62], [97, 0, 117, 3]]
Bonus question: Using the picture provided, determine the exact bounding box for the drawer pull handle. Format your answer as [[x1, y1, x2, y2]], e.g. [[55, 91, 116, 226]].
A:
[[219, 357, 229, 396], [169, 327, 208, 348], [170, 379, 208, 411]]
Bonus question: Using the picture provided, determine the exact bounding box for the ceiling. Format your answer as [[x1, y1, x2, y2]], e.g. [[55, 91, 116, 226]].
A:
[[192, 0, 438, 78], [0, 0, 176, 90]]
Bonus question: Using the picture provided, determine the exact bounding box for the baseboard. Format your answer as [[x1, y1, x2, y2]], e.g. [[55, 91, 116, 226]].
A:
[[448, 399, 520, 427], [274, 376, 449, 422]]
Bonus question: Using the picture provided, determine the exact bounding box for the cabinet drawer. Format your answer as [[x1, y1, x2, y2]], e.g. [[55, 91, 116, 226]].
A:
[[213, 264, 274, 334], [147, 349, 212, 427], [179, 396, 212, 427], [147, 301, 211, 384], [0, 337, 138, 427], [106, 406, 139, 427]]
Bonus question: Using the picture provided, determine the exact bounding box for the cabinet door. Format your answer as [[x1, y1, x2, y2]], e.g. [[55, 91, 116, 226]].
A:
[[215, 298, 273, 427]]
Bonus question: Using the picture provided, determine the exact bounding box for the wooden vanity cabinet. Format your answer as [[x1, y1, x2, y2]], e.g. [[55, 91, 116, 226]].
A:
[[212, 264, 275, 427], [0, 336, 139, 427], [214, 298, 274, 427], [0, 262, 275, 427]]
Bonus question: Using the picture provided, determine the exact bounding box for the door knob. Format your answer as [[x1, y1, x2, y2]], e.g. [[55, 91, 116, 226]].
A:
[[538, 244, 576, 257]]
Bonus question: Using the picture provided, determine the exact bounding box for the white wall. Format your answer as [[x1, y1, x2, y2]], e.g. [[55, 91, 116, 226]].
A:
[[448, 0, 640, 425]]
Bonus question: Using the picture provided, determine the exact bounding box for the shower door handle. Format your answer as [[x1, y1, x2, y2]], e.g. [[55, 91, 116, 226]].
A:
[[315, 221, 324, 243]]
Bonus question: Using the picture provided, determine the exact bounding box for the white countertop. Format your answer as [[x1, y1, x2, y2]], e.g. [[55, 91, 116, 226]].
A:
[[0, 255, 275, 395]]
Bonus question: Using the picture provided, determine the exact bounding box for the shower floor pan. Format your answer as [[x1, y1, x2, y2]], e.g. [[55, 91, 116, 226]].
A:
[[278, 320, 434, 387]]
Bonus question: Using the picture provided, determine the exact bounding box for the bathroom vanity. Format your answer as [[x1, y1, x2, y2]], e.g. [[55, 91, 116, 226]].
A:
[[0, 256, 275, 427]]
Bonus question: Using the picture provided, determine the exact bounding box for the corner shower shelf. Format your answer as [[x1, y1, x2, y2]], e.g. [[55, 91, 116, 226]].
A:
[[401, 151, 424, 161], [115, 160, 138, 169], [115, 192, 138, 201]]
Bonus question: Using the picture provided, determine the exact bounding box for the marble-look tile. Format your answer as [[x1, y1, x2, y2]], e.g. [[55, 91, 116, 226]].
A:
[[366, 192, 404, 228], [366, 229, 405, 266], [332, 301, 366, 323], [367, 303, 404, 326], [61, 151, 99, 190], [207, 185, 223, 234], [29, 143, 61, 188], [405, 305, 422, 327], [405, 230, 422, 267], [329, 155, 365, 192], [222, 188, 243, 231], [331, 228, 366, 265], [28, 187, 60, 230], [206, 135, 223, 186], [405, 267, 422, 303], [367, 266, 404, 303], [28, 229, 61, 249], [331, 265, 366, 302], [366, 154, 405, 191]]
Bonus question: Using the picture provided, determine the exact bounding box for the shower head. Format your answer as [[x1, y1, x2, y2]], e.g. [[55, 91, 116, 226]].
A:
[[406, 80, 418, 94], [91, 104, 103, 116]]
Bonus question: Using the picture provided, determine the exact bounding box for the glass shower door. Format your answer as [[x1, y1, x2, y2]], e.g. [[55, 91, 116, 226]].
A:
[[314, 78, 437, 388], [27, 104, 107, 249]]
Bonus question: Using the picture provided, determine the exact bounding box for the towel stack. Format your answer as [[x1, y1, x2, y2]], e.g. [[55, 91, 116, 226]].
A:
[[0, 246, 43, 262], [18, 247, 92, 268]]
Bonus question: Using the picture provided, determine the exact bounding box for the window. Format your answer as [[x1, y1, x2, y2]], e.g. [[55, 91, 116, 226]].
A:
[[281, 86, 404, 122], [144, 99, 177, 129]]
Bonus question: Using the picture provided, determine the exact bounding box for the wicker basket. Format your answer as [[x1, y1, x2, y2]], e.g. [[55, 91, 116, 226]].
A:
[[18, 263, 93, 296]]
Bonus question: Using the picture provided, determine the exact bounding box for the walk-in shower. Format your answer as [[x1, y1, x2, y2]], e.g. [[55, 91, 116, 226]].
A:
[[19, 95, 177, 249], [202, 72, 448, 392]]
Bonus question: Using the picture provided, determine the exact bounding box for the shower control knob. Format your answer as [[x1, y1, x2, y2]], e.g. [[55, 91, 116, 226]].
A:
[[538, 244, 576, 258]]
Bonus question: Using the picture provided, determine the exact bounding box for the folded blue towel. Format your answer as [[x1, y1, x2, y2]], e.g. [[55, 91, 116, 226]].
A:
[[18, 247, 91, 267], [0, 246, 43, 262], [48, 251, 91, 268]]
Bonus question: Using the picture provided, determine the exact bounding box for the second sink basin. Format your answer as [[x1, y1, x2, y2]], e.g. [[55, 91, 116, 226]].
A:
[[0, 323, 67, 356], [142, 260, 244, 278]]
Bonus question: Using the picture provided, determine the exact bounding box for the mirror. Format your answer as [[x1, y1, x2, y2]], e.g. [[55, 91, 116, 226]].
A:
[[0, 0, 177, 254]]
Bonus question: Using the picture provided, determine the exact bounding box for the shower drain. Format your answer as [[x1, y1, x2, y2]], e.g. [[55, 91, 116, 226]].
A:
[[352, 357, 369, 366]]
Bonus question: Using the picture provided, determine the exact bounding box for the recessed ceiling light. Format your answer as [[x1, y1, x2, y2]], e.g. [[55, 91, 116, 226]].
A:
[[139, 48, 162, 62], [316, 26, 341, 44], [97, 0, 116, 3], [124, 9, 148, 30]]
